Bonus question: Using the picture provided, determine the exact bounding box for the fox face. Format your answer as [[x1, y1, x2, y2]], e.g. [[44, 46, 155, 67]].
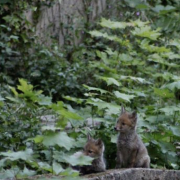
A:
[[114, 106, 137, 133], [83, 134, 104, 158]]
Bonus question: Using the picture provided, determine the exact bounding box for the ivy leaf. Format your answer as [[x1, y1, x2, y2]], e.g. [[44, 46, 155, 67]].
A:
[[43, 132, 75, 150], [114, 91, 135, 102]]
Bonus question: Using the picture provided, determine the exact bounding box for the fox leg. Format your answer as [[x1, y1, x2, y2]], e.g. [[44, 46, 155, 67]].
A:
[[141, 156, 150, 168], [128, 149, 138, 168], [116, 152, 122, 168], [136, 155, 150, 168]]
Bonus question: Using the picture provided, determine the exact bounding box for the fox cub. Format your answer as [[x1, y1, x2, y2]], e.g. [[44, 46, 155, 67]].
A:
[[77, 134, 106, 174], [114, 106, 150, 168]]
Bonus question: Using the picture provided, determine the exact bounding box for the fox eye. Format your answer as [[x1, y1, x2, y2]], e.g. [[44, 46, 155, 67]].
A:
[[122, 122, 125, 126], [88, 150, 93, 153]]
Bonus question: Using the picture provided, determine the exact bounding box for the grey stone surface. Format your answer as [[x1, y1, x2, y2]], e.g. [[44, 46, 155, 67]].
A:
[[84, 168, 180, 180]]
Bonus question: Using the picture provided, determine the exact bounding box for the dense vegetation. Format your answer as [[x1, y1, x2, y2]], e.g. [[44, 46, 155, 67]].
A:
[[0, 0, 180, 179]]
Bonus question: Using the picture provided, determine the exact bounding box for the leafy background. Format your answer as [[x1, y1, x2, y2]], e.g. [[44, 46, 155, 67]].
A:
[[0, 0, 180, 179]]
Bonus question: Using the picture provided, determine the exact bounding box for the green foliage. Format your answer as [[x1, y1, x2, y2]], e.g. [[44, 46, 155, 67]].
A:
[[1, 0, 180, 179]]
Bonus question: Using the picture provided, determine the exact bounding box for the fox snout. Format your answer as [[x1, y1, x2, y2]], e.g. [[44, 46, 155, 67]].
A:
[[114, 126, 120, 131]]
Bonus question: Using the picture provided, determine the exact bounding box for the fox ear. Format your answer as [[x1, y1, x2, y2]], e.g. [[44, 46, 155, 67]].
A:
[[96, 138, 103, 147], [87, 133, 92, 141], [130, 111, 137, 123], [121, 106, 126, 114]]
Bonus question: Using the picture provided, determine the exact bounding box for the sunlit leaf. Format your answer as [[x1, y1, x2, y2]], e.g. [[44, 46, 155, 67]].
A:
[[97, 76, 121, 86], [114, 91, 135, 102], [170, 126, 180, 137], [38, 94, 52, 105], [53, 161, 64, 175], [154, 88, 174, 98], [54, 151, 93, 166], [132, 26, 161, 40], [0, 149, 33, 161], [162, 81, 180, 90], [83, 84, 109, 94], [159, 105, 180, 115], [43, 132, 75, 150], [100, 18, 127, 29], [16, 167, 36, 178]]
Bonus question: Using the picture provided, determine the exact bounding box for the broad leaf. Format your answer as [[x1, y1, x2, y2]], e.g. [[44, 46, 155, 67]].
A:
[[0, 149, 33, 161], [83, 84, 109, 94], [114, 91, 135, 102], [43, 132, 75, 150]]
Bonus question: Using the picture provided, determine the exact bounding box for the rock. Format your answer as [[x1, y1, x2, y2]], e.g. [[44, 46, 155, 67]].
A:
[[84, 168, 180, 180]]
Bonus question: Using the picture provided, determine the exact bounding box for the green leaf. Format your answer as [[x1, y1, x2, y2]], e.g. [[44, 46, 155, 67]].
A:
[[43, 132, 75, 150], [110, 135, 117, 143], [154, 88, 174, 98], [89, 30, 129, 46], [0, 169, 16, 179], [53, 161, 64, 175], [38, 94, 52, 105], [0, 149, 33, 161], [17, 78, 34, 93], [83, 84, 109, 94], [132, 26, 161, 40], [121, 75, 151, 84], [16, 167, 36, 178], [159, 105, 180, 115], [100, 18, 127, 29], [162, 81, 180, 91], [51, 102, 82, 120], [59, 109, 82, 120], [31, 135, 44, 143], [38, 162, 52, 172], [114, 91, 135, 102], [98, 76, 121, 86], [170, 126, 180, 137], [152, 5, 176, 14], [9, 86, 18, 96], [54, 151, 93, 166], [63, 96, 85, 104], [136, 4, 149, 10]]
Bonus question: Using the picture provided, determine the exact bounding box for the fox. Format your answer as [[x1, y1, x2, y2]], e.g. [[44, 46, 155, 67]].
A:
[[114, 106, 150, 168], [74, 134, 106, 175]]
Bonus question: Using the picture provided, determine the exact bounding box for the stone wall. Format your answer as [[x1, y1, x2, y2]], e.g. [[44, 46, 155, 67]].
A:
[[26, 0, 109, 46], [85, 168, 180, 180]]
